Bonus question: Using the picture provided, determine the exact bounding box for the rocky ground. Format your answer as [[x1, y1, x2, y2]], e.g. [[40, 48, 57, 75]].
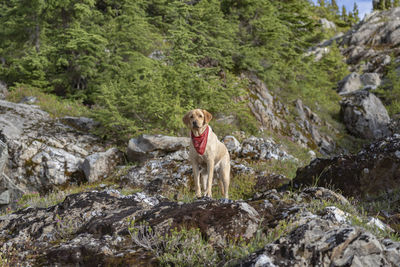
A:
[[3, 8, 400, 266], [1, 99, 400, 266]]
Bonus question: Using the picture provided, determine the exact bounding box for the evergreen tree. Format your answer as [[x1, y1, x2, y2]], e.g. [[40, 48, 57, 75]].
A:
[[330, 0, 339, 14], [352, 2, 360, 23], [341, 5, 347, 22]]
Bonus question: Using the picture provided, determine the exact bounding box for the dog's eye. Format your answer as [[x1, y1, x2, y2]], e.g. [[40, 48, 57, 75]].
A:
[[199, 115, 203, 117]]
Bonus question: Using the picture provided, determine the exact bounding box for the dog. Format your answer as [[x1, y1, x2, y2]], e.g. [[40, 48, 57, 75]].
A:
[[183, 109, 230, 199]]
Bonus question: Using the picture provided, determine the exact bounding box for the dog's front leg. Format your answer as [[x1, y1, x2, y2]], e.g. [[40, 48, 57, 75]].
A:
[[204, 160, 214, 197], [192, 162, 201, 198]]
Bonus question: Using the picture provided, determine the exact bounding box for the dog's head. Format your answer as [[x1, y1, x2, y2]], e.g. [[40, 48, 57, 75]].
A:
[[183, 109, 212, 130]]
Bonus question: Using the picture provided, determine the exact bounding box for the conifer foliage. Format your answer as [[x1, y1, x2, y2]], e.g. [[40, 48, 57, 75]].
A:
[[0, 0, 352, 139]]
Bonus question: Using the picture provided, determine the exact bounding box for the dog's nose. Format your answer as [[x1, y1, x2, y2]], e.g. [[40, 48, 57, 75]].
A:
[[193, 121, 199, 128]]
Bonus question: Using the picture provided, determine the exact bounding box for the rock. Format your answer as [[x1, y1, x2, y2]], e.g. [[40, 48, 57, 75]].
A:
[[337, 72, 363, 94], [244, 72, 287, 131], [127, 135, 189, 163], [0, 81, 8, 100], [293, 99, 336, 154], [293, 135, 400, 199], [300, 187, 350, 207], [244, 72, 338, 155], [0, 190, 10, 204], [19, 96, 37, 104], [254, 173, 291, 193], [361, 73, 381, 89], [222, 135, 241, 155], [341, 91, 391, 139], [238, 217, 399, 266], [337, 72, 382, 95], [0, 140, 24, 210], [313, 7, 400, 73], [82, 148, 123, 183], [0, 190, 260, 265], [0, 100, 107, 203], [142, 200, 261, 245], [320, 18, 336, 30], [121, 157, 192, 194], [240, 136, 295, 161], [60, 116, 100, 132]]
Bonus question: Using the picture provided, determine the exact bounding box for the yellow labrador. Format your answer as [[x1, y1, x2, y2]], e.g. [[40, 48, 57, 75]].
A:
[[183, 109, 230, 199]]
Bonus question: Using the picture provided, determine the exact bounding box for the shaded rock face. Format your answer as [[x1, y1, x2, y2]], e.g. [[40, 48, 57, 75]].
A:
[[1, 188, 399, 266], [0, 100, 121, 210], [293, 135, 400, 199], [244, 73, 337, 155], [341, 91, 391, 139]]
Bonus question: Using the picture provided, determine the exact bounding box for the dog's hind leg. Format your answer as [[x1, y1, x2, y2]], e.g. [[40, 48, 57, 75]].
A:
[[201, 169, 208, 192], [204, 161, 215, 198], [220, 155, 230, 199]]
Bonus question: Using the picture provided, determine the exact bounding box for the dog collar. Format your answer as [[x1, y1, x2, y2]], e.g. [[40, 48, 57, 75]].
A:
[[191, 126, 209, 155]]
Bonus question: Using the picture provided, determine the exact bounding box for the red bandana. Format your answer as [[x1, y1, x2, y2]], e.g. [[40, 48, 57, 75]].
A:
[[191, 126, 209, 155]]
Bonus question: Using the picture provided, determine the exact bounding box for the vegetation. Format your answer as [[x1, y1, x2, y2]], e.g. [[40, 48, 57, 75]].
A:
[[128, 217, 294, 266], [0, 0, 355, 142], [373, 0, 400, 10], [376, 59, 400, 115]]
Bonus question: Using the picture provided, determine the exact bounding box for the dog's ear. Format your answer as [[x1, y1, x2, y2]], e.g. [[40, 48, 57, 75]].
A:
[[182, 111, 191, 126], [202, 109, 212, 124]]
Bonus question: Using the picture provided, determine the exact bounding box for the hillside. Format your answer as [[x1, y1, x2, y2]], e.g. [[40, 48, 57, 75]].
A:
[[1, 0, 400, 266]]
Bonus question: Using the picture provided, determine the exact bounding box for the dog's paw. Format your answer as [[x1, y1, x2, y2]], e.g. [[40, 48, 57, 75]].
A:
[[219, 198, 233, 204]]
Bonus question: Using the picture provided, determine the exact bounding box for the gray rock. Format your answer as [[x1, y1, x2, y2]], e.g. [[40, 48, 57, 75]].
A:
[[341, 91, 391, 139], [338, 72, 382, 95], [240, 136, 296, 161], [244, 72, 287, 131], [320, 18, 336, 30], [0, 100, 108, 203], [0, 190, 10, 204], [338, 72, 363, 94], [239, 217, 398, 266], [60, 116, 100, 132], [222, 135, 241, 155], [0, 81, 8, 100], [82, 148, 123, 183], [19, 96, 37, 104], [127, 134, 189, 163], [361, 73, 381, 88]]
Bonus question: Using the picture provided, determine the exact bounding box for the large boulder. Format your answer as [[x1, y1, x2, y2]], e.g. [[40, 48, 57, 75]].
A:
[[337, 72, 382, 95], [340, 91, 391, 139], [0, 100, 119, 208], [293, 134, 400, 199], [127, 135, 190, 163], [82, 148, 123, 183]]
